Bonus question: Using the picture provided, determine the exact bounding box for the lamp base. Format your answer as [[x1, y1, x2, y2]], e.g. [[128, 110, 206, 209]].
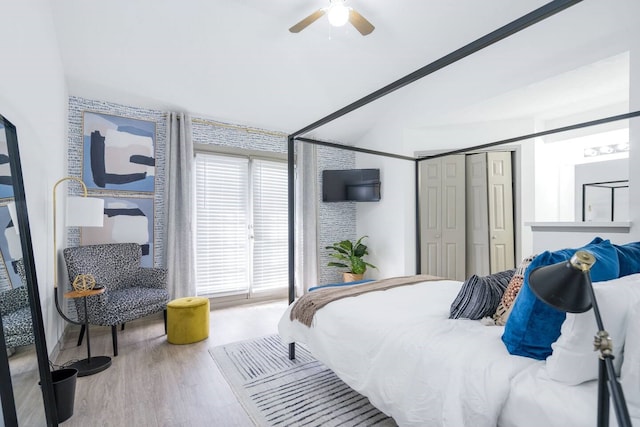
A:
[[67, 356, 112, 377]]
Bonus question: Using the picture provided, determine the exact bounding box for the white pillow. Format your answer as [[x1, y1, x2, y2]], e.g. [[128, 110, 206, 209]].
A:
[[545, 273, 640, 385], [621, 303, 640, 418]]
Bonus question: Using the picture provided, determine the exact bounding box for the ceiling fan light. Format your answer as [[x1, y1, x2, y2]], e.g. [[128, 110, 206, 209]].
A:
[[327, 1, 349, 27]]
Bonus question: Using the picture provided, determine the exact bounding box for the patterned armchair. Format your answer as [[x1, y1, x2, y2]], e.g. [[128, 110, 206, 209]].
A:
[[63, 243, 170, 356], [0, 285, 35, 350]]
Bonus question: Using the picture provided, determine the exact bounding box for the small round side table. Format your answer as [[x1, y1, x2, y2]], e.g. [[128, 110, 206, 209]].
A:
[[64, 288, 112, 376]]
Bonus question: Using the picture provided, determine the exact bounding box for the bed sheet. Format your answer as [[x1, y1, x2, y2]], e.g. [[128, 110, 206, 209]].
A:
[[278, 279, 537, 427]]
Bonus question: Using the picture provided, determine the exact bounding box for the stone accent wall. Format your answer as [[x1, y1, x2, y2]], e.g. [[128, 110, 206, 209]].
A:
[[317, 146, 356, 285], [191, 118, 286, 154]]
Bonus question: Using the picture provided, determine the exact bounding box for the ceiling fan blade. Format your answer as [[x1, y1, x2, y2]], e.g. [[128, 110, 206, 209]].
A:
[[289, 9, 326, 33], [349, 9, 375, 36]]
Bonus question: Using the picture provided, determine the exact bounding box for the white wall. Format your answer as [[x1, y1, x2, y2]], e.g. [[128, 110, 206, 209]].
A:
[[341, 117, 415, 279], [0, 1, 67, 352], [405, 118, 536, 155], [517, 140, 535, 259], [355, 153, 416, 279], [628, 33, 640, 244]]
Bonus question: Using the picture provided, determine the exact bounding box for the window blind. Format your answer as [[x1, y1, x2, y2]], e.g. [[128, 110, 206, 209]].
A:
[[194, 152, 288, 297], [195, 153, 250, 295], [251, 159, 288, 292]]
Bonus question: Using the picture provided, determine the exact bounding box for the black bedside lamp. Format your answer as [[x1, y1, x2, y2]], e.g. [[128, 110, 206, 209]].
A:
[[528, 250, 632, 427]]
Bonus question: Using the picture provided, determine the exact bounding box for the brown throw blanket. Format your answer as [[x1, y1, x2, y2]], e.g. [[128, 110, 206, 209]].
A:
[[290, 274, 442, 327]]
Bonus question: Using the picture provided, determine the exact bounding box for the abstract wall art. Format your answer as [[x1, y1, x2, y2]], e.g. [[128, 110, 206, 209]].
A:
[[82, 112, 156, 192], [80, 197, 155, 267], [0, 204, 23, 290], [0, 122, 13, 199]]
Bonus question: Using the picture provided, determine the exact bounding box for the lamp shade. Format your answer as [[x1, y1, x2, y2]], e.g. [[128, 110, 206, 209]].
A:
[[66, 196, 104, 227], [528, 251, 595, 313]]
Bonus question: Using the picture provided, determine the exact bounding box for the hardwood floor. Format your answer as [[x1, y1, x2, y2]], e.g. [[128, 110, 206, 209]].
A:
[[11, 299, 289, 426]]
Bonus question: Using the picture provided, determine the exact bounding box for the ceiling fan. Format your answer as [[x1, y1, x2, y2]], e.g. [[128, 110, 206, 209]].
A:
[[289, 0, 375, 36]]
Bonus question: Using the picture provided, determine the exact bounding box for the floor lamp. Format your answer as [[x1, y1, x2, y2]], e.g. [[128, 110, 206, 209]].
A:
[[528, 251, 632, 427], [52, 177, 107, 375]]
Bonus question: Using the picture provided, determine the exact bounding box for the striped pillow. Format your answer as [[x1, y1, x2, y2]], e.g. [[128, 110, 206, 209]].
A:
[[449, 269, 515, 320]]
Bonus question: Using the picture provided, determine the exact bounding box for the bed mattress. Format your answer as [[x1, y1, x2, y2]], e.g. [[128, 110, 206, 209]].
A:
[[279, 279, 538, 427]]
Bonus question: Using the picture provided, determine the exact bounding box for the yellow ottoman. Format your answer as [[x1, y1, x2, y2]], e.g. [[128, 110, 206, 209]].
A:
[[167, 297, 210, 344]]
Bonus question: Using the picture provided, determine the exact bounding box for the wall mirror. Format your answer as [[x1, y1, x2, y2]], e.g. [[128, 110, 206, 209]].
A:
[[534, 116, 632, 223], [0, 115, 56, 426]]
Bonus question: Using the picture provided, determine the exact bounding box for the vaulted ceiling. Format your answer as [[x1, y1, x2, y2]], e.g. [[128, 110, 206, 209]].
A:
[[50, 0, 638, 154]]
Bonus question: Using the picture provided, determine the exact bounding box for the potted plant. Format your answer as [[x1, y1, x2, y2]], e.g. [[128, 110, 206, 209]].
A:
[[326, 235, 377, 282]]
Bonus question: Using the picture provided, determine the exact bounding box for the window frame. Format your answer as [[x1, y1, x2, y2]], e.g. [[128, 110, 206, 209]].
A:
[[193, 144, 287, 300]]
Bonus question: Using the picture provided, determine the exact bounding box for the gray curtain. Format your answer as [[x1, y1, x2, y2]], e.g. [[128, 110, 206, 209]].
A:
[[295, 142, 319, 294], [165, 112, 195, 298]]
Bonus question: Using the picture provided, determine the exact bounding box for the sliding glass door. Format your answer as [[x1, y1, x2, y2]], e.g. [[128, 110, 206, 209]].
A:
[[251, 159, 289, 292], [194, 151, 287, 298]]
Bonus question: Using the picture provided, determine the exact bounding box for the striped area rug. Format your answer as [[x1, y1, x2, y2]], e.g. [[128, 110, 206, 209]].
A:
[[209, 335, 397, 427]]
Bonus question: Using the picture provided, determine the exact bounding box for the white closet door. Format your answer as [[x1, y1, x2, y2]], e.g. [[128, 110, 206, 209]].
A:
[[441, 155, 466, 281], [487, 152, 515, 272], [419, 155, 465, 280], [420, 159, 442, 276], [466, 153, 490, 276]]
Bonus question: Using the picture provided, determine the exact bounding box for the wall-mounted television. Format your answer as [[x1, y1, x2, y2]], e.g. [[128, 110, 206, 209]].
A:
[[322, 168, 381, 202]]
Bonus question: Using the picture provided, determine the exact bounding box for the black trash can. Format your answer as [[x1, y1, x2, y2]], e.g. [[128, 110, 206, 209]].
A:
[[51, 368, 78, 423]]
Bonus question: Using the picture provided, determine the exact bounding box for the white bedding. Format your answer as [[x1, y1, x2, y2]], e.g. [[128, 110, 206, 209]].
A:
[[501, 355, 640, 427], [500, 363, 598, 427], [278, 279, 537, 427]]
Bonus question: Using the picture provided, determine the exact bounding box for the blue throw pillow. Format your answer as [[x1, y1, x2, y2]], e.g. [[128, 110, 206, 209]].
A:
[[614, 241, 640, 277], [502, 237, 620, 360]]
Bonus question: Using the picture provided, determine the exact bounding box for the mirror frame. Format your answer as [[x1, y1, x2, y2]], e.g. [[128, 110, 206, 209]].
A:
[[0, 115, 57, 426]]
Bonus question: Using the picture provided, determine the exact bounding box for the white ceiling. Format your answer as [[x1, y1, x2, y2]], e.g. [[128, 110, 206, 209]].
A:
[[50, 0, 639, 154]]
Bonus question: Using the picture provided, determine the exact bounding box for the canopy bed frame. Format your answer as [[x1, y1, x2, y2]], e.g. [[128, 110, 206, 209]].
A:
[[285, 0, 640, 360]]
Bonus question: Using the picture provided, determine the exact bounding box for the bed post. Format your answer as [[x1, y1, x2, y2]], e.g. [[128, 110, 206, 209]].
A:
[[287, 135, 296, 360]]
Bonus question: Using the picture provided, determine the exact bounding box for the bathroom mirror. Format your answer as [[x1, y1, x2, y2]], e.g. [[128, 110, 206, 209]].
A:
[[0, 115, 56, 426]]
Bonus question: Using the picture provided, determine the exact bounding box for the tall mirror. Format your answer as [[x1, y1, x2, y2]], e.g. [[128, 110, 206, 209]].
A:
[[0, 115, 56, 426]]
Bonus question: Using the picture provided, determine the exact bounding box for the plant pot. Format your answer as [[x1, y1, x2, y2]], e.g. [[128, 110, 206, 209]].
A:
[[343, 272, 364, 282]]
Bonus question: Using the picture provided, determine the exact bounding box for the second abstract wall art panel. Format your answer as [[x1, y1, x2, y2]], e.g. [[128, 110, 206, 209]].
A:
[[81, 197, 155, 267]]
